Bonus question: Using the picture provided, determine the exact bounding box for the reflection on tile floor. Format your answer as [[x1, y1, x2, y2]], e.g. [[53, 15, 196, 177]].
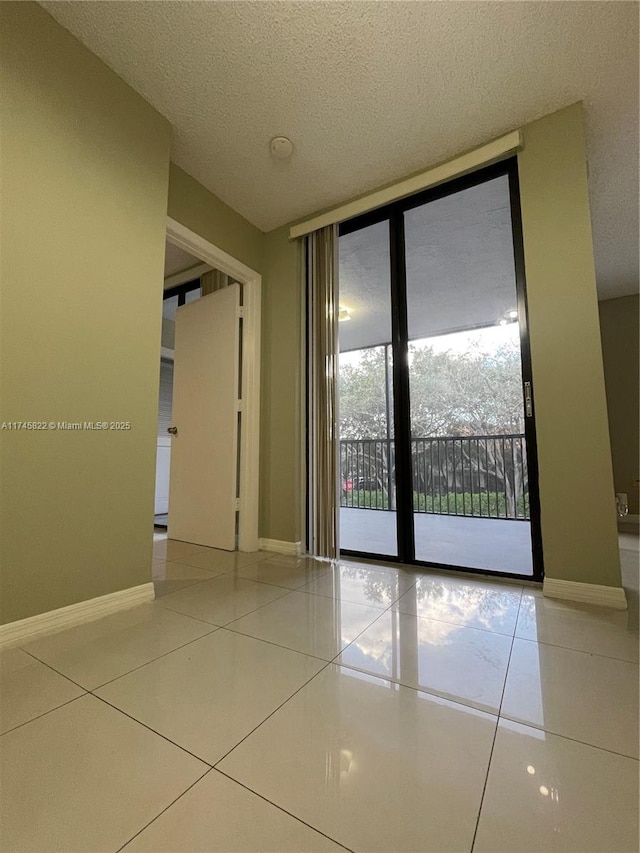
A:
[[1, 535, 638, 852]]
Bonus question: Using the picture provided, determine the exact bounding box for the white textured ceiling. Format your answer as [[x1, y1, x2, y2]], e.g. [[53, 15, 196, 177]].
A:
[[41, 1, 638, 298]]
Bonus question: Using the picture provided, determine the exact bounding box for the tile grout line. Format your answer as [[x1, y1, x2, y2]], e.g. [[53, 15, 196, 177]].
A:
[[389, 605, 521, 638], [91, 691, 215, 767], [213, 598, 402, 769], [20, 623, 220, 692], [512, 633, 640, 665], [220, 625, 338, 664], [224, 606, 639, 763], [225, 589, 516, 718], [113, 766, 215, 853], [470, 585, 523, 852], [332, 659, 501, 718], [211, 660, 335, 768], [232, 573, 333, 592], [215, 767, 356, 853], [20, 647, 90, 691], [331, 593, 510, 719], [224, 588, 403, 670], [161, 551, 278, 572], [0, 692, 87, 739], [157, 584, 297, 631], [494, 715, 640, 762]]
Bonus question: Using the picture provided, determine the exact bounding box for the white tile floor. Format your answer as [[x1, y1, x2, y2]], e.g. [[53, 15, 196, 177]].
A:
[[1, 533, 638, 852]]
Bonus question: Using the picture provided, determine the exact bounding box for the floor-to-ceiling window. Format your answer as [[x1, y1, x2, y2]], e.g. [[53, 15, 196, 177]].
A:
[[337, 159, 543, 580]]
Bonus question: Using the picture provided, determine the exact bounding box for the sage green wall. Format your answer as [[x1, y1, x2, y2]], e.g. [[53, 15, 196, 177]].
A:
[[260, 228, 301, 543], [518, 103, 621, 587], [168, 165, 263, 273], [0, 3, 171, 624], [263, 103, 623, 586], [598, 295, 640, 516]]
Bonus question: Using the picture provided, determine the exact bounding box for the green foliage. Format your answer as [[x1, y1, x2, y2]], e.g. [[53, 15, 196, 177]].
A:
[[341, 489, 530, 519], [412, 490, 530, 518], [339, 347, 390, 439], [339, 340, 525, 439], [342, 489, 391, 510]]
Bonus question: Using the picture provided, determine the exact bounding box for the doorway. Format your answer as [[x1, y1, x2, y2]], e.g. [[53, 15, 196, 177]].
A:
[[337, 159, 543, 580], [154, 242, 208, 529], [153, 219, 262, 552]]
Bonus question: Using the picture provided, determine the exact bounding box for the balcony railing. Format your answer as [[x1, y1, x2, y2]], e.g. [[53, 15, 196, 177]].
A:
[[340, 434, 529, 520]]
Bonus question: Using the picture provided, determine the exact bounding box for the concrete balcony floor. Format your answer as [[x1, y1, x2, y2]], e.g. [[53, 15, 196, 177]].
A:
[[340, 507, 534, 576]]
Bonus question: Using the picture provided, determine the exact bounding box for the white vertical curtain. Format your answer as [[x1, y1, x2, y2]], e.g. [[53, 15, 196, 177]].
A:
[[305, 225, 339, 559]]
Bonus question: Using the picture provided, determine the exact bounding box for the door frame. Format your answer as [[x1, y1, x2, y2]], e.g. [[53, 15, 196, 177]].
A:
[[336, 158, 544, 582], [165, 217, 261, 552]]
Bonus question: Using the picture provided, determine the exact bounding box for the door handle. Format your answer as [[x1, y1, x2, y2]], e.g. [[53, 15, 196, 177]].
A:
[[167, 426, 178, 435], [524, 382, 533, 418]]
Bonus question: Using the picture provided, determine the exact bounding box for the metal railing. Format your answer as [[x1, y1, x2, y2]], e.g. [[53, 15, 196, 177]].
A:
[[340, 434, 529, 520]]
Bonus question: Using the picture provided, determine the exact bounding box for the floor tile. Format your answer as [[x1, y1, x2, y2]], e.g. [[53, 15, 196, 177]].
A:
[[338, 609, 512, 713], [122, 769, 347, 852], [393, 572, 522, 636], [474, 718, 639, 853], [235, 553, 334, 589], [228, 590, 385, 660], [0, 694, 207, 853], [502, 638, 639, 758], [0, 648, 85, 734], [22, 603, 216, 690], [156, 574, 290, 626], [300, 562, 416, 607], [152, 538, 209, 561], [152, 560, 215, 597], [178, 547, 273, 574], [218, 664, 497, 853], [96, 630, 325, 764], [516, 592, 639, 662]]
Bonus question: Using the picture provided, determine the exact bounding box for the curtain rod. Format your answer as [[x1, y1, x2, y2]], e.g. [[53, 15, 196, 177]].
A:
[[289, 129, 523, 240]]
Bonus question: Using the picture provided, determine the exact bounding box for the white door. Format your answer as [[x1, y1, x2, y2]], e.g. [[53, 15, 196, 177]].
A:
[[167, 283, 240, 550]]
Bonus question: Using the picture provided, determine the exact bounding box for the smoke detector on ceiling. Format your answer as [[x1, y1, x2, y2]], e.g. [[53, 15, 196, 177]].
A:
[[270, 136, 294, 160]]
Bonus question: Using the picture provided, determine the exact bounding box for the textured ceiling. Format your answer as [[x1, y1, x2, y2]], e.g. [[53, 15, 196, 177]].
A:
[[41, 1, 639, 298]]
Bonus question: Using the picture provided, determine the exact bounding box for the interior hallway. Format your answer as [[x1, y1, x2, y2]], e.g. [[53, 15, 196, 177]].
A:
[[1, 532, 637, 852]]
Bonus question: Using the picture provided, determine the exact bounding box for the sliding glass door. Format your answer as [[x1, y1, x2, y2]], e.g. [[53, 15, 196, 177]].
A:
[[338, 220, 397, 557], [337, 159, 543, 580]]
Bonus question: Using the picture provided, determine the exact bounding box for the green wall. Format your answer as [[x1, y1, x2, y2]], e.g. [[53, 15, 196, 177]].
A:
[[259, 228, 302, 543], [599, 295, 640, 516], [168, 165, 264, 273], [518, 103, 621, 587], [0, 3, 171, 623]]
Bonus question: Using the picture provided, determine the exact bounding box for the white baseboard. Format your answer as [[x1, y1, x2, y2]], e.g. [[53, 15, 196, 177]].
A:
[[258, 538, 302, 557], [543, 578, 627, 610], [0, 582, 155, 650]]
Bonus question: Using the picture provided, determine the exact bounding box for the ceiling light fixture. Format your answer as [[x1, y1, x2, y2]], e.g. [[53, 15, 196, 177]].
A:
[[270, 136, 294, 159], [338, 307, 351, 322], [497, 308, 519, 327]]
